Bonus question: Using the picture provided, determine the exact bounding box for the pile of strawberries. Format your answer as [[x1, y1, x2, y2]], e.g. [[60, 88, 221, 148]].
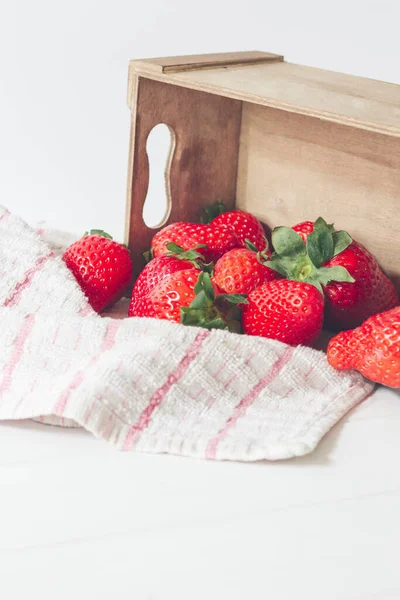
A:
[[63, 206, 400, 389]]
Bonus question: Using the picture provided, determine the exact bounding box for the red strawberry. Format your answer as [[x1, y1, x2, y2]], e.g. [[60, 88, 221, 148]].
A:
[[131, 270, 245, 333], [213, 246, 280, 295], [287, 219, 399, 330], [327, 306, 400, 388], [128, 244, 205, 317], [292, 220, 314, 243], [63, 230, 132, 312], [322, 243, 398, 329], [151, 222, 239, 263], [210, 208, 267, 251], [130, 268, 199, 321], [242, 279, 324, 346]]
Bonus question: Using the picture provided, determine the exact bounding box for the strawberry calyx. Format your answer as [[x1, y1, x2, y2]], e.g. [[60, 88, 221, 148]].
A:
[[245, 238, 271, 265], [83, 229, 130, 251], [200, 200, 228, 224], [166, 241, 206, 261], [180, 272, 247, 333], [165, 242, 214, 274], [266, 217, 355, 294], [84, 229, 113, 239]]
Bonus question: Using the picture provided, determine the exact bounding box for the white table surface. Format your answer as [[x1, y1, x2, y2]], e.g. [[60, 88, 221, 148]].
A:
[[1, 385, 399, 600]]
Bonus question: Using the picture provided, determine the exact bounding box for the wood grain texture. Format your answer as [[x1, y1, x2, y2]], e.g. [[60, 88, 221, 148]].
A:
[[125, 77, 242, 279], [130, 51, 283, 74], [129, 59, 400, 137], [236, 102, 400, 292]]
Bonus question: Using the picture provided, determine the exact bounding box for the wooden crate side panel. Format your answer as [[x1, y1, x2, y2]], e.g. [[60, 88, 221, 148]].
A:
[[237, 103, 400, 292], [125, 78, 242, 279], [128, 61, 400, 138]]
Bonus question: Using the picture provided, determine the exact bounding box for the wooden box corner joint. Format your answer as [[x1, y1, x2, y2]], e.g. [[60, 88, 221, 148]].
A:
[[124, 50, 400, 290]]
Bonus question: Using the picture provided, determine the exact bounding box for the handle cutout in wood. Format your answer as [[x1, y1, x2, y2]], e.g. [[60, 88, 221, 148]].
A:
[[142, 123, 176, 229]]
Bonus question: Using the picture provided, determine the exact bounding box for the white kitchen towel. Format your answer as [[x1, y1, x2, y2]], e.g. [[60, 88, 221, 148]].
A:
[[0, 206, 374, 461]]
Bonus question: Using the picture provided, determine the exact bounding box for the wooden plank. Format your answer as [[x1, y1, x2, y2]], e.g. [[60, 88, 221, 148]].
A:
[[125, 77, 242, 280], [128, 59, 400, 138], [236, 102, 400, 293], [130, 51, 283, 74]]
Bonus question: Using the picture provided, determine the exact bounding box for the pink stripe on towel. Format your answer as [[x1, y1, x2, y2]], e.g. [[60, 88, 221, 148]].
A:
[[4, 253, 53, 307], [123, 329, 210, 450], [205, 347, 295, 460], [54, 320, 119, 415], [0, 314, 36, 396]]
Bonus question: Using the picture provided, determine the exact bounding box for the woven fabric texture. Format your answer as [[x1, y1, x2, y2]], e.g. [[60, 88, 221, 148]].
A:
[[0, 206, 374, 461]]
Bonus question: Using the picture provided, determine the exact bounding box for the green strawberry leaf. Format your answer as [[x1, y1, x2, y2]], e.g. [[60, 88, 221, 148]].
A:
[[272, 227, 306, 257], [245, 239, 259, 253], [317, 266, 355, 285], [263, 257, 292, 277], [84, 229, 113, 239], [194, 272, 205, 296], [306, 226, 334, 268], [259, 246, 270, 260], [165, 242, 185, 254], [246, 238, 270, 259], [165, 243, 215, 273], [198, 261, 215, 275], [201, 318, 228, 330], [143, 248, 154, 263], [180, 307, 209, 327], [188, 290, 209, 310], [264, 217, 355, 293], [166, 242, 207, 262], [217, 293, 248, 305], [180, 305, 227, 331], [194, 272, 204, 295], [303, 274, 324, 295], [166, 242, 208, 255], [181, 271, 245, 333], [200, 201, 229, 224], [332, 231, 352, 256], [193, 272, 215, 302], [313, 217, 334, 232], [202, 272, 215, 301]]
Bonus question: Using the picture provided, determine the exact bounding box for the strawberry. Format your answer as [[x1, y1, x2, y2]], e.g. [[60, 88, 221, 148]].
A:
[[327, 306, 400, 388], [128, 244, 205, 317], [151, 222, 239, 263], [202, 201, 267, 251], [292, 220, 314, 243], [242, 279, 324, 346], [265, 218, 398, 330], [321, 243, 398, 330], [129, 268, 199, 321], [131, 270, 245, 333], [213, 243, 280, 295], [63, 230, 132, 312]]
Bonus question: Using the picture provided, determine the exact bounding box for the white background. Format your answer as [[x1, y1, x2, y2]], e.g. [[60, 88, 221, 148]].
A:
[[2, 0, 400, 239]]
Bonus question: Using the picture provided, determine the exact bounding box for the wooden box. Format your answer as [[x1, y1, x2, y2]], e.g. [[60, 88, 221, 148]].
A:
[[124, 51, 400, 291]]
